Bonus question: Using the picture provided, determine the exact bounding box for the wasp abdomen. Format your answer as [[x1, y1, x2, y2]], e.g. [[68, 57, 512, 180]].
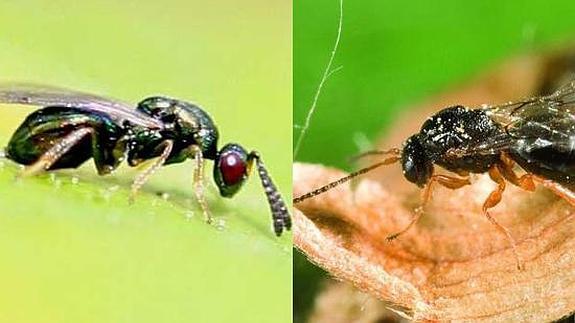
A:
[[6, 106, 124, 172], [511, 138, 575, 188]]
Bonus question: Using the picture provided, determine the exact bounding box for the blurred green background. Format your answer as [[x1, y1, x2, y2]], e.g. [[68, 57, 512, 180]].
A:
[[0, 1, 291, 323], [294, 0, 575, 322]]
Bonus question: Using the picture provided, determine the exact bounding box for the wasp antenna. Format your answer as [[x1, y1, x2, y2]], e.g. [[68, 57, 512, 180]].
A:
[[347, 148, 401, 163], [250, 152, 291, 236], [294, 155, 400, 204]]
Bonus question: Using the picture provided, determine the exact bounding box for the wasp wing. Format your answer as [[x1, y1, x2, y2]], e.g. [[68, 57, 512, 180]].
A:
[[484, 81, 575, 187], [486, 81, 575, 148], [0, 83, 164, 129], [447, 81, 575, 158]]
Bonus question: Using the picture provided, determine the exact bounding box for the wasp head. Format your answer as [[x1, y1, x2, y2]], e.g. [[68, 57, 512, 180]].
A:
[[214, 143, 249, 197], [213, 143, 291, 236], [401, 134, 433, 187]]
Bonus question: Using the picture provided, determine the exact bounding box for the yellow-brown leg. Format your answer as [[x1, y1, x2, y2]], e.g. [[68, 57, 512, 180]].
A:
[[191, 145, 211, 224], [129, 140, 174, 203], [501, 152, 575, 206], [484, 166, 522, 270], [498, 152, 535, 192], [19, 128, 93, 178], [386, 173, 470, 241]]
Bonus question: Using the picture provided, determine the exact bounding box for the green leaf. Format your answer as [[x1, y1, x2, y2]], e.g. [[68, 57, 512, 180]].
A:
[[0, 1, 291, 322]]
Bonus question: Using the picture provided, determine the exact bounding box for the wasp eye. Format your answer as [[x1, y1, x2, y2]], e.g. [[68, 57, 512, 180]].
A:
[[214, 144, 249, 198], [401, 134, 432, 187], [220, 151, 247, 185]]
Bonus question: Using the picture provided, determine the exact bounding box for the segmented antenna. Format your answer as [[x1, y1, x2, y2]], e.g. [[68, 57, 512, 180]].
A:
[[347, 148, 401, 163], [293, 152, 400, 204], [251, 152, 291, 236]]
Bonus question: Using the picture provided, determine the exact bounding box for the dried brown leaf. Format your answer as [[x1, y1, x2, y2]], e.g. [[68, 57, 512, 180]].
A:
[[294, 50, 575, 322], [309, 282, 408, 323]]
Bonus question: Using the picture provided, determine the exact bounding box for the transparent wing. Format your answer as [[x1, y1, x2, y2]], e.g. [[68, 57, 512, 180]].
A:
[[446, 81, 575, 158], [0, 82, 164, 129], [486, 81, 575, 142], [444, 132, 515, 158]]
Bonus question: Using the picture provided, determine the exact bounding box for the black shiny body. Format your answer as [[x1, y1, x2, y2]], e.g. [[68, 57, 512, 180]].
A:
[[505, 108, 575, 189], [402, 106, 505, 187], [401, 81, 575, 190], [419, 106, 503, 173], [510, 142, 575, 189], [6, 97, 219, 175]]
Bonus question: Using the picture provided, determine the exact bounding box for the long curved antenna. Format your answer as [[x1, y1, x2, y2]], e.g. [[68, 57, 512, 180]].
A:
[[347, 148, 401, 163], [294, 152, 400, 204]]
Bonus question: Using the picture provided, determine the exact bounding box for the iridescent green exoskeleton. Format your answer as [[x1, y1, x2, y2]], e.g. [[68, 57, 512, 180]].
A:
[[0, 83, 290, 236]]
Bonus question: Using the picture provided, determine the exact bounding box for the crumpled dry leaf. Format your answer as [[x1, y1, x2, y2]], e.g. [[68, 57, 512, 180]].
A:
[[309, 282, 408, 323], [294, 50, 575, 322]]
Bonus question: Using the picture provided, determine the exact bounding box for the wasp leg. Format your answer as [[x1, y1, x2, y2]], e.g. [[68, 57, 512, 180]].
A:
[[190, 145, 211, 224], [498, 152, 536, 191], [500, 152, 575, 205], [18, 128, 94, 178], [484, 166, 522, 270], [386, 173, 470, 241], [129, 140, 174, 203]]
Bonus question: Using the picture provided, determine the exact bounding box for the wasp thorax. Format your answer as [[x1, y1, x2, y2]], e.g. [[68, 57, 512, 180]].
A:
[[418, 105, 503, 174], [137, 96, 219, 159], [136, 96, 178, 122], [419, 106, 499, 159]]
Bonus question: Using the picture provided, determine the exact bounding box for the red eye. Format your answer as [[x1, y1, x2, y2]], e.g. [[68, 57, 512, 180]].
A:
[[220, 152, 246, 185]]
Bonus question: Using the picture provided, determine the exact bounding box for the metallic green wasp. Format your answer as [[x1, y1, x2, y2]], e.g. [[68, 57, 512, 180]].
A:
[[0, 83, 290, 236]]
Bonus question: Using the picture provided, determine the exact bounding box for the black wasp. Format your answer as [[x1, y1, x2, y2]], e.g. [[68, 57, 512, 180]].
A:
[[0, 83, 290, 236], [295, 81, 575, 266]]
